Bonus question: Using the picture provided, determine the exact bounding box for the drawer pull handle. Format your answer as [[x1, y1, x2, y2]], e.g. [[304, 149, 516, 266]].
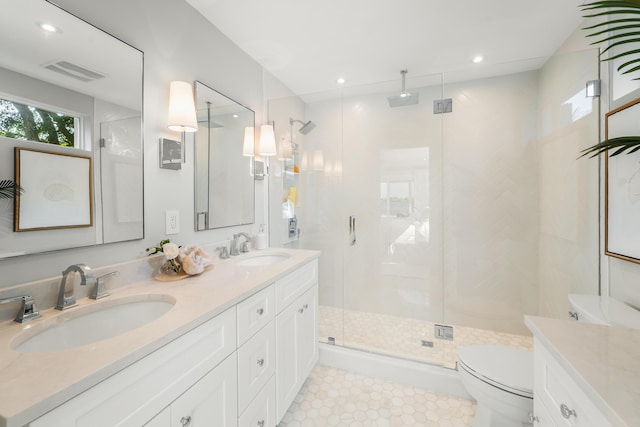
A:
[[299, 307, 304, 313], [180, 416, 192, 426], [568, 311, 579, 321], [303, 303, 309, 309], [560, 403, 577, 419], [257, 358, 265, 367], [257, 307, 264, 315], [257, 420, 265, 427]]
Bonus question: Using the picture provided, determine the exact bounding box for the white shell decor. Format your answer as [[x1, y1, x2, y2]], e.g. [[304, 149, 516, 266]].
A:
[[178, 246, 212, 276]]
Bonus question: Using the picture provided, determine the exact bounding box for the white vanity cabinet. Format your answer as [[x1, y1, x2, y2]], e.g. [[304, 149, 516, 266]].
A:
[[28, 307, 238, 427], [275, 260, 319, 423], [532, 338, 611, 427], [20, 255, 319, 427]]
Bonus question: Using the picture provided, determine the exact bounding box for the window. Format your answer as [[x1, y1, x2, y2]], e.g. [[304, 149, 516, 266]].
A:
[[380, 181, 413, 217], [0, 97, 77, 147]]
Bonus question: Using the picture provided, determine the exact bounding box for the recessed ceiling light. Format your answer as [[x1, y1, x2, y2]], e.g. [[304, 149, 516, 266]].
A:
[[473, 55, 484, 63], [40, 23, 59, 33], [336, 77, 346, 85], [232, 114, 239, 118]]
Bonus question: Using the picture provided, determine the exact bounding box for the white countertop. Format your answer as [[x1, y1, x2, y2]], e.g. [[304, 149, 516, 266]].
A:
[[525, 316, 640, 427], [0, 248, 319, 427]]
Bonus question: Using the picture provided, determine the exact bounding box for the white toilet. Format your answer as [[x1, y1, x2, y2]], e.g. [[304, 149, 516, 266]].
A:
[[458, 294, 640, 427], [457, 345, 533, 427]]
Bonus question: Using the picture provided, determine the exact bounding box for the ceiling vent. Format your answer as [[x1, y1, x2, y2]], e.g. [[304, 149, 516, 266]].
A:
[[43, 60, 106, 82]]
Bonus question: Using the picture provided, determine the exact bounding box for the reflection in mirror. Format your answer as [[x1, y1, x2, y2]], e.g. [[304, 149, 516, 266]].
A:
[[0, 0, 143, 258], [194, 81, 255, 230]]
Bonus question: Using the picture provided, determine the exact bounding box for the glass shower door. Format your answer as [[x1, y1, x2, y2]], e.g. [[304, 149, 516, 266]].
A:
[[268, 73, 447, 367], [338, 75, 446, 365]]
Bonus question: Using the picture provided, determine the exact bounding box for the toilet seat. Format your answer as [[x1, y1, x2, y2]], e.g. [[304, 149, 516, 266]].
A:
[[458, 345, 533, 399]]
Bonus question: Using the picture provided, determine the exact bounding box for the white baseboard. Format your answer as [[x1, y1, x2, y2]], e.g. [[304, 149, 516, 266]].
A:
[[318, 343, 472, 400]]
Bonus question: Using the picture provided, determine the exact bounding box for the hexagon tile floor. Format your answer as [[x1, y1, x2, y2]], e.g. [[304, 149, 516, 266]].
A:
[[278, 364, 476, 427]]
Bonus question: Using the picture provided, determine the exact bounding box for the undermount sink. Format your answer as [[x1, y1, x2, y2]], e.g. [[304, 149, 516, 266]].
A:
[[11, 295, 175, 353], [235, 251, 291, 267]]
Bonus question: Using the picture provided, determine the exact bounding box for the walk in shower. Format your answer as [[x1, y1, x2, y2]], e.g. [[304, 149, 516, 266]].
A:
[[267, 49, 600, 369]]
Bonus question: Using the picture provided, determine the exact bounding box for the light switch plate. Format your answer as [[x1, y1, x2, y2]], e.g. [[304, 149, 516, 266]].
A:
[[165, 210, 179, 235]]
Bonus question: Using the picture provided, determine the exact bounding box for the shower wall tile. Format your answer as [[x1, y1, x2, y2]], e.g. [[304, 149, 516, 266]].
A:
[[442, 72, 540, 335], [537, 49, 599, 319]]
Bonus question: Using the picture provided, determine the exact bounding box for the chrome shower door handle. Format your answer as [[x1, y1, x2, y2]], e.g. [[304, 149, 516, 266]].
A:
[[349, 215, 356, 246]]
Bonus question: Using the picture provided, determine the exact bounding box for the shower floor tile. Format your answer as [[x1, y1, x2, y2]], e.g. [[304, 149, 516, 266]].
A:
[[278, 364, 476, 427], [319, 306, 533, 369]]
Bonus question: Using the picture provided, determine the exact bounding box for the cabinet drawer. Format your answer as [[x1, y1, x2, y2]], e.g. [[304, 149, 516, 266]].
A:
[[29, 308, 237, 427], [275, 260, 317, 313], [534, 341, 611, 427], [239, 378, 276, 427], [238, 321, 276, 412], [237, 284, 275, 346]]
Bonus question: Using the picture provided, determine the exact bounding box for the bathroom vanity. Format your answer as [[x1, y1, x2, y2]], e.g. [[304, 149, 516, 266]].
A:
[[0, 249, 319, 427], [526, 316, 640, 426]]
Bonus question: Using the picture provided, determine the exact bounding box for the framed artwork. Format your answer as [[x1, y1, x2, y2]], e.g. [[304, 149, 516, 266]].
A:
[[14, 148, 93, 231], [605, 97, 640, 263]]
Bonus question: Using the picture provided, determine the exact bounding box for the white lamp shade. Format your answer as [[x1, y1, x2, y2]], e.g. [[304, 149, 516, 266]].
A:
[[259, 124, 277, 156], [243, 126, 255, 156], [168, 81, 197, 132]]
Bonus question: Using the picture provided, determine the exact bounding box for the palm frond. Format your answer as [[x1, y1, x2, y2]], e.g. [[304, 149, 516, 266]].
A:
[[579, 2, 640, 160], [582, 1, 640, 77], [0, 179, 24, 199], [579, 136, 640, 158]]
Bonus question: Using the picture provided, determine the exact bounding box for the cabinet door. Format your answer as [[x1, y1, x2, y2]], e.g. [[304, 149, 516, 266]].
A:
[[297, 285, 318, 382], [275, 300, 300, 423], [170, 355, 238, 427], [275, 284, 319, 423]]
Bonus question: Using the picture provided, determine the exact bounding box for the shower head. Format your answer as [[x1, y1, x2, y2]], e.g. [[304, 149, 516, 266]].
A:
[[388, 69, 419, 108], [289, 117, 316, 135]]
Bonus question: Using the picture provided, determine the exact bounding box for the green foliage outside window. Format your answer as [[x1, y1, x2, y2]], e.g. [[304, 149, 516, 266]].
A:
[[0, 98, 75, 146]]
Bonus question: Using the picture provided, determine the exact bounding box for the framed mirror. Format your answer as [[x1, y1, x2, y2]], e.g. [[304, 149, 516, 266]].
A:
[[194, 81, 255, 230], [0, 0, 143, 258]]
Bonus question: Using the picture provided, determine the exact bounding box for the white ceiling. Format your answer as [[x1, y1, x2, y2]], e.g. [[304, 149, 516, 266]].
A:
[[186, 0, 586, 96], [2, 0, 141, 111]]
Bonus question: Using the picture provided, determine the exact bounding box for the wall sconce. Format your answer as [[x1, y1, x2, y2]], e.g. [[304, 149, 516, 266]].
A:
[[243, 126, 255, 177], [254, 124, 276, 179], [243, 126, 255, 157], [167, 81, 197, 163], [259, 124, 277, 156]]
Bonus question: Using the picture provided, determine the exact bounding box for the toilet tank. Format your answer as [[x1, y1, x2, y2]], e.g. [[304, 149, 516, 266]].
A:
[[568, 294, 640, 330]]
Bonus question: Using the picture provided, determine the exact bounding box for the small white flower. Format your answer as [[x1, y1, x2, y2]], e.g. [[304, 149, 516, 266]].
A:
[[162, 242, 180, 260]]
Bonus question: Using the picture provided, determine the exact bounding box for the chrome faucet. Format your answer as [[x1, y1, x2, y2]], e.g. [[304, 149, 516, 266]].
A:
[[56, 264, 95, 310], [231, 232, 251, 256], [90, 271, 118, 300], [0, 295, 41, 323], [217, 246, 230, 259]]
